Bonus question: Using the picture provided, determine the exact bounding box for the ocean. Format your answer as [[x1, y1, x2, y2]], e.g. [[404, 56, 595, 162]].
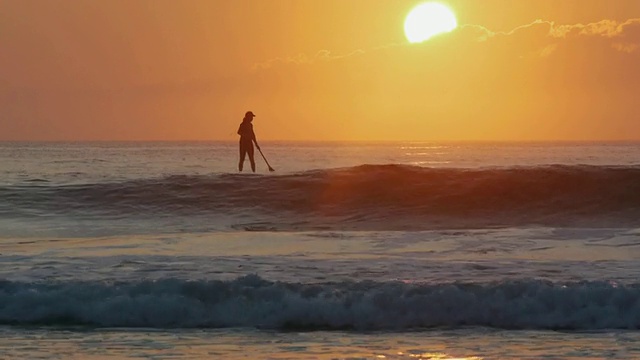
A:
[[1, 141, 640, 359]]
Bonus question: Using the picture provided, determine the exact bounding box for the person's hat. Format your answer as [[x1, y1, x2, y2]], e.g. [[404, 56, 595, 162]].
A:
[[245, 111, 256, 118]]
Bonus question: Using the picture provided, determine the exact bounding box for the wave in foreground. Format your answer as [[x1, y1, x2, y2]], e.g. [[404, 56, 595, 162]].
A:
[[1, 275, 639, 330], [2, 164, 640, 229]]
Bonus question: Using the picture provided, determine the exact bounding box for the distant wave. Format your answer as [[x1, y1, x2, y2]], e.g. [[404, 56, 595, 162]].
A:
[[2, 164, 640, 229], [1, 275, 639, 330]]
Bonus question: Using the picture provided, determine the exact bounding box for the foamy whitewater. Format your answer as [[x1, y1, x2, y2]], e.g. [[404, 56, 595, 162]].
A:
[[1, 141, 640, 359]]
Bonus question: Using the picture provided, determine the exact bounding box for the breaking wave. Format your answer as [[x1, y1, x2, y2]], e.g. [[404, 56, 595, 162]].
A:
[[1, 275, 639, 330]]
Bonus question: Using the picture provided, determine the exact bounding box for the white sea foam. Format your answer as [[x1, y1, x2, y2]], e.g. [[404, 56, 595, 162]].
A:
[[0, 275, 639, 330]]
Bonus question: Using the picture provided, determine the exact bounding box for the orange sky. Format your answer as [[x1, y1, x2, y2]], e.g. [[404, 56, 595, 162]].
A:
[[1, 0, 639, 141]]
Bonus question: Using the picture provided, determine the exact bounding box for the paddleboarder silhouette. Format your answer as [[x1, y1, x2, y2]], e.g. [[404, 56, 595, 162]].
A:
[[237, 111, 258, 172], [237, 111, 274, 172]]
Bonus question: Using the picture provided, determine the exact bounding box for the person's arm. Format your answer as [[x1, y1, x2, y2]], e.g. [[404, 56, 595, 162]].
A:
[[251, 125, 260, 149]]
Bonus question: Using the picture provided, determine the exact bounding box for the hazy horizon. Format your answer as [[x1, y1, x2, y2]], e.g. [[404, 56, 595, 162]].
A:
[[3, 138, 640, 145]]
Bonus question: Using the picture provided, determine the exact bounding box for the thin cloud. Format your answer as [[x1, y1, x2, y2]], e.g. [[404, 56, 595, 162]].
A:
[[613, 42, 639, 53], [252, 49, 365, 70], [460, 19, 553, 40], [550, 18, 640, 38], [252, 40, 422, 70], [548, 19, 640, 54]]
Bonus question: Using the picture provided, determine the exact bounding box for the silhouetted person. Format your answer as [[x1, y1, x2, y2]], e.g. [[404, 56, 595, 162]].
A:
[[237, 111, 260, 172]]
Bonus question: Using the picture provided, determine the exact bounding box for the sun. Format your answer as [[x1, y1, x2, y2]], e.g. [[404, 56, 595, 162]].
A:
[[404, 2, 458, 43]]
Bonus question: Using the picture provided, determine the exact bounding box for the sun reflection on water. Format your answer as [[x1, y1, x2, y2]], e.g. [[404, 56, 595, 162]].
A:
[[398, 352, 483, 360]]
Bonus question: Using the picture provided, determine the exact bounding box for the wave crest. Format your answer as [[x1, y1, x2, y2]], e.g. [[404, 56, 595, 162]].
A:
[[1, 275, 639, 330], [3, 164, 640, 229]]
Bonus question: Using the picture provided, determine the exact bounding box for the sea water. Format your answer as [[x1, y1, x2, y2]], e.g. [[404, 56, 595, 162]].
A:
[[1, 141, 640, 359]]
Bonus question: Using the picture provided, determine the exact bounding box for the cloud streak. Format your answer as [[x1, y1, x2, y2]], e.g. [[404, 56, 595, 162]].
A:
[[549, 18, 640, 38], [252, 49, 366, 70]]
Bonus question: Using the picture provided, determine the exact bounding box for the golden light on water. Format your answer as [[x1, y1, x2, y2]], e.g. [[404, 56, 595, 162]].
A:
[[397, 351, 483, 360]]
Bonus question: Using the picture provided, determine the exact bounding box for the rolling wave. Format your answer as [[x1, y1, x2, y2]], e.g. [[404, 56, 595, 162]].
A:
[[2, 164, 640, 229], [0, 275, 638, 330]]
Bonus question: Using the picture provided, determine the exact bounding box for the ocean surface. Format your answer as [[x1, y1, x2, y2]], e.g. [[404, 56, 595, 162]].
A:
[[1, 141, 640, 359]]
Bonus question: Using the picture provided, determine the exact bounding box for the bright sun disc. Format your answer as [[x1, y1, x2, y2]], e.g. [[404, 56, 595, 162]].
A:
[[404, 2, 458, 43]]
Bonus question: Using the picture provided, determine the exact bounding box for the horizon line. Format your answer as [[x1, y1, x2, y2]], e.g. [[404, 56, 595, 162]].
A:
[[1, 139, 640, 144]]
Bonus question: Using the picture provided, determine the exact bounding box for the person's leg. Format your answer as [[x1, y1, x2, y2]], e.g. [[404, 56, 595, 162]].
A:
[[239, 144, 247, 172], [248, 145, 256, 172]]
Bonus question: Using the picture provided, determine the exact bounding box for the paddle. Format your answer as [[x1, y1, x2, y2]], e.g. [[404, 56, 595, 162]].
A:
[[257, 146, 275, 172]]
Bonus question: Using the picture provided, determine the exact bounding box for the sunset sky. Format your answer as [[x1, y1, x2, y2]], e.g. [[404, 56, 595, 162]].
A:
[[1, 0, 639, 141]]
